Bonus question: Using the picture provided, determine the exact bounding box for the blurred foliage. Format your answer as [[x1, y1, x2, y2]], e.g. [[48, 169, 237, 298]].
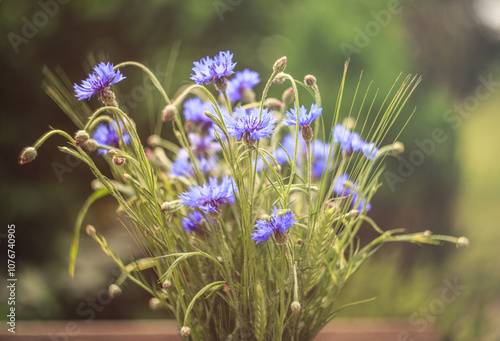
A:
[[1, 0, 499, 339]]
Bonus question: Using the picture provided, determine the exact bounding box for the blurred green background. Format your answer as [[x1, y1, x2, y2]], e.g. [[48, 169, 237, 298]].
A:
[[1, 0, 499, 339]]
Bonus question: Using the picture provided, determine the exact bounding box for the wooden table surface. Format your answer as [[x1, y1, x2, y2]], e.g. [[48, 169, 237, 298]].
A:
[[0, 318, 438, 340]]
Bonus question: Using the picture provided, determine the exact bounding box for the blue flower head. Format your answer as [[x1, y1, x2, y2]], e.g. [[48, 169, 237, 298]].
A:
[[252, 206, 297, 244], [361, 142, 379, 161], [333, 173, 371, 213], [311, 140, 332, 177], [74, 62, 125, 101], [333, 124, 378, 160], [170, 149, 216, 178], [182, 211, 207, 233], [179, 176, 236, 218], [182, 98, 214, 129], [273, 135, 302, 165], [226, 69, 260, 103], [93, 120, 131, 155], [188, 133, 221, 158], [283, 104, 323, 127], [224, 107, 277, 146], [191, 51, 236, 86]]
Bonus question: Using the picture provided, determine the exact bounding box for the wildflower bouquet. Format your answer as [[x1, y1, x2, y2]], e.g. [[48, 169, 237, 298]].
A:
[[21, 52, 468, 340]]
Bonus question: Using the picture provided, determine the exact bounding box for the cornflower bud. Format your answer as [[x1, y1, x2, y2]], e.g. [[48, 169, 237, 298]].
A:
[[264, 98, 283, 111], [108, 149, 117, 156], [149, 297, 162, 311], [74, 130, 90, 148], [162, 279, 172, 289], [162, 104, 178, 122], [180, 326, 191, 339], [281, 87, 295, 105], [84, 139, 98, 152], [273, 56, 287, 73], [304, 75, 317, 87], [113, 157, 125, 166], [291, 301, 301, 314], [392, 141, 405, 155], [19, 147, 37, 165], [342, 117, 356, 130], [297, 238, 303, 246], [108, 284, 122, 298], [86, 224, 96, 236], [273, 73, 287, 84], [456, 237, 469, 249]]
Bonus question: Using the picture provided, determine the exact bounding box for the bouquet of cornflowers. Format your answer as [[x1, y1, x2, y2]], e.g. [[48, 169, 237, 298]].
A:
[[20, 51, 468, 340]]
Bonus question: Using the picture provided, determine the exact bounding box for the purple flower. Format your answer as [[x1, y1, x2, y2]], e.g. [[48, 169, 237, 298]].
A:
[[273, 135, 302, 165], [93, 120, 131, 155], [182, 211, 207, 233], [183, 98, 214, 129], [226, 69, 260, 103], [74, 62, 125, 101], [251, 206, 297, 244], [311, 140, 332, 177], [188, 133, 221, 158], [191, 51, 236, 85], [333, 173, 371, 213], [361, 142, 379, 161], [179, 176, 236, 217], [224, 107, 277, 146], [283, 104, 323, 127], [170, 149, 216, 178], [333, 124, 364, 154]]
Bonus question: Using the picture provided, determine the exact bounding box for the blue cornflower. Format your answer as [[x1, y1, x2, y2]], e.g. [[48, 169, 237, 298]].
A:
[[333, 124, 364, 154], [311, 140, 332, 177], [333, 173, 371, 213], [361, 142, 379, 161], [273, 135, 302, 165], [182, 211, 207, 233], [191, 51, 236, 86], [179, 176, 236, 217], [251, 206, 297, 245], [283, 104, 323, 127], [188, 133, 221, 158], [224, 107, 277, 146], [226, 69, 260, 103], [170, 149, 216, 178], [74, 62, 125, 101], [93, 120, 131, 155], [183, 98, 214, 129]]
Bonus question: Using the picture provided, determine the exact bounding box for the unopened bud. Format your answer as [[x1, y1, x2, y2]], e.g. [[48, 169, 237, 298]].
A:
[[214, 77, 228, 92], [304, 75, 317, 87], [162, 279, 172, 289], [19, 147, 37, 165], [456, 237, 469, 249], [74, 130, 90, 148], [241, 89, 256, 104], [342, 117, 356, 130], [281, 87, 295, 105], [113, 157, 125, 166], [180, 326, 191, 339], [108, 284, 122, 298], [148, 135, 161, 146], [123, 173, 132, 181], [108, 149, 117, 156], [423, 230, 432, 236], [301, 124, 313, 143], [84, 139, 98, 152], [291, 301, 301, 314], [297, 238, 303, 246], [162, 104, 178, 121], [86, 224, 96, 236], [160, 201, 174, 212], [273, 56, 287, 73], [392, 141, 405, 155], [264, 98, 283, 111], [273, 73, 287, 84], [149, 297, 162, 310]]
